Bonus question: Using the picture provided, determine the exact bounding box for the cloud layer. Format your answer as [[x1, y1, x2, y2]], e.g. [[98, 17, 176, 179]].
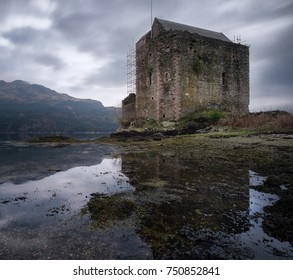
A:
[[0, 0, 292, 109]]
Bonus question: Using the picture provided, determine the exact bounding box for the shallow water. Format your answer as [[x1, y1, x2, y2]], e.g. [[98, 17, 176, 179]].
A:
[[0, 159, 134, 226], [0, 143, 292, 259], [238, 188, 291, 259]]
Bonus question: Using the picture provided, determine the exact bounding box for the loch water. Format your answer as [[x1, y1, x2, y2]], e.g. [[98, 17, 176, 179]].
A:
[[0, 139, 292, 259]]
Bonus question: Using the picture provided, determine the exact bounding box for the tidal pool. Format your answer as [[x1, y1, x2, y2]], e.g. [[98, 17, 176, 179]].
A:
[[237, 171, 292, 259], [0, 155, 149, 259], [0, 142, 292, 259]]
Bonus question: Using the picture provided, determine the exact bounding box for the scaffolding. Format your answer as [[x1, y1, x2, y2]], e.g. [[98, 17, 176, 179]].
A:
[[233, 35, 251, 47], [126, 45, 136, 95]]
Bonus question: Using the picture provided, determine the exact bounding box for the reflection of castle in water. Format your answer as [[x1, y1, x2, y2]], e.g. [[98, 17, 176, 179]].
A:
[[82, 154, 291, 259], [121, 153, 251, 257]]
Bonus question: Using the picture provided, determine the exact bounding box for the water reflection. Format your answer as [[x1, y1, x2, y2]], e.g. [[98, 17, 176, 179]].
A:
[[0, 158, 133, 228], [119, 154, 293, 259], [237, 171, 293, 259], [0, 147, 292, 259], [0, 156, 148, 259], [122, 153, 251, 234], [0, 141, 116, 183], [238, 189, 291, 259]]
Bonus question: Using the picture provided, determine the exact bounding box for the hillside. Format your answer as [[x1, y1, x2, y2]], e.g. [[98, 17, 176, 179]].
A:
[[0, 80, 120, 133]]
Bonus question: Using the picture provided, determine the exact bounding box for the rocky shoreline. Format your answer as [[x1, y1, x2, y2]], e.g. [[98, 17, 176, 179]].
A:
[[3, 127, 291, 259], [98, 129, 293, 258]]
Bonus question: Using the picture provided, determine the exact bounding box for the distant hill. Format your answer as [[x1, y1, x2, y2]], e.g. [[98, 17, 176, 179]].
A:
[[0, 80, 120, 133]]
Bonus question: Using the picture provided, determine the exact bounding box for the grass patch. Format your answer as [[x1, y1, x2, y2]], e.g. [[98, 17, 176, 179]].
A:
[[220, 111, 293, 131], [177, 109, 226, 128], [141, 179, 168, 188]]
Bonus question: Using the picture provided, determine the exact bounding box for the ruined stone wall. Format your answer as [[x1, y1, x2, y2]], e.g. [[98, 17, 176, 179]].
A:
[[121, 93, 136, 127], [135, 26, 249, 122]]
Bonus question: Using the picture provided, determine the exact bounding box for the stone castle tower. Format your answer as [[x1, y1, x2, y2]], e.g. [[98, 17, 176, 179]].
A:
[[122, 18, 249, 125]]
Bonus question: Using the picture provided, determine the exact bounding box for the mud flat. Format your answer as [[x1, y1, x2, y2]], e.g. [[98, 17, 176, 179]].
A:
[[0, 131, 292, 259], [97, 131, 293, 259]]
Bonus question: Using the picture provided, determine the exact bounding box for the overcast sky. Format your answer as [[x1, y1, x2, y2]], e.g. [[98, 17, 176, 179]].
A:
[[0, 0, 292, 110]]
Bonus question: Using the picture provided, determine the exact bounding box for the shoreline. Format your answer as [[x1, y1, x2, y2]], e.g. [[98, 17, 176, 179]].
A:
[[1, 128, 292, 259]]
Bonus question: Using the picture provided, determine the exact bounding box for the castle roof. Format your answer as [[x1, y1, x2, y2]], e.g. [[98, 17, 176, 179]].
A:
[[155, 18, 232, 43]]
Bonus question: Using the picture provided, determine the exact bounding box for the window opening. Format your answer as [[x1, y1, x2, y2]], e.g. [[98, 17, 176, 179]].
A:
[[222, 72, 227, 86], [149, 72, 152, 86], [164, 72, 171, 82]]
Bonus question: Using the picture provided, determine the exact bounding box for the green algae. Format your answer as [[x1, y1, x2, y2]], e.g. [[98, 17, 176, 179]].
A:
[[78, 131, 293, 258], [83, 193, 135, 230]]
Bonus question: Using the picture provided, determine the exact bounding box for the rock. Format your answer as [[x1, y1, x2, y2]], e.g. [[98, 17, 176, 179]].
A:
[[162, 121, 176, 128]]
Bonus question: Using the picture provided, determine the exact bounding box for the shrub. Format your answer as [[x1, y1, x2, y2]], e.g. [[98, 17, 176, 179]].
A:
[[178, 109, 226, 128], [206, 109, 226, 123]]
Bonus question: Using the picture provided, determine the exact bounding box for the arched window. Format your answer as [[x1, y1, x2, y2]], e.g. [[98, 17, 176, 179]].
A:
[[164, 72, 171, 82]]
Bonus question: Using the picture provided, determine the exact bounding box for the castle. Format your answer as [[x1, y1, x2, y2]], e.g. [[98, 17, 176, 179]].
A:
[[122, 18, 249, 126]]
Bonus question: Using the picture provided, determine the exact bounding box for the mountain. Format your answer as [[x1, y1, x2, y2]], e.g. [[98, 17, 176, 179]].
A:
[[0, 80, 120, 133]]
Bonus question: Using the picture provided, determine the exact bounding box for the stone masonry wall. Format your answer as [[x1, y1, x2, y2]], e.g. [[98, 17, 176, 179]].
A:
[[121, 93, 136, 127], [135, 22, 249, 123]]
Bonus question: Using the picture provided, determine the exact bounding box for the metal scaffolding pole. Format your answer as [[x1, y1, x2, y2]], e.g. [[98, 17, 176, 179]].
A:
[[126, 45, 136, 95]]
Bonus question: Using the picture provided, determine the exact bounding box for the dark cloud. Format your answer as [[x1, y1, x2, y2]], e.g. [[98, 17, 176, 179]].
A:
[[262, 23, 293, 88], [1, 26, 64, 70], [0, 0, 31, 16], [34, 53, 65, 70], [214, 0, 293, 25], [86, 58, 126, 87], [244, 0, 293, 26], [51, 0, 150, 56], [3, 27, 47, 45]]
